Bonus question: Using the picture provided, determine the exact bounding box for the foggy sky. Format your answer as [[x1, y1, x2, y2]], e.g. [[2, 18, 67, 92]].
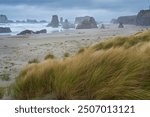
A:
[[0, 0, 149, 22]]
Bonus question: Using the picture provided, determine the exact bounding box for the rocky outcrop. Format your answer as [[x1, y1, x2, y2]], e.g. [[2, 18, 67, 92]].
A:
[[47, 15, 59, 27], [0, 14, 14, 23], [62, 19, 75, 29], [60, 17, 63, 24], [111, 9, 150, 26], [100, 24, 105, 29], [17, 29, 47, 35], [113, 16, 137, 25], [0, 27, 12, 33], [0, 15, 8, 23], [35, 29, 47, 34], [136, 10, 150, 26], [76, 16, 98, 29], [39, 20, 47, 23], [110, 19, 118, 24], [16, 20, 26, 23], [75, 16, 92, 24], [17, 30, 35, 35], [118, 22, 124, 28], [26, 19, 38, 23]]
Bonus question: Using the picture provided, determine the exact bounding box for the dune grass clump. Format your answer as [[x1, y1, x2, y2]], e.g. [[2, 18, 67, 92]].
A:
[[94, 30, 150, 50], [11, 29, 150, 100], [44, 53, 55, 60], [0, 71, 10, 81], [12, 62, 57, 99], [28, 58, 39, 64], [64, 52, 70, 57], [78, 48, 85, 54]]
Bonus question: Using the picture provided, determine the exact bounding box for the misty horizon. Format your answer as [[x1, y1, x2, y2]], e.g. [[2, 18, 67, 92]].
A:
[[0, 0, 149, 22]]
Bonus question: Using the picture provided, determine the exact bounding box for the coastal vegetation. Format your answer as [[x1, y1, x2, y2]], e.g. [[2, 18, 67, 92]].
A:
[[11, 29, 150, 99], [0, 71, 10, 81], [44, 53, 55, 60], [64, 52, 70, 57], [28, 58, 39, 64]]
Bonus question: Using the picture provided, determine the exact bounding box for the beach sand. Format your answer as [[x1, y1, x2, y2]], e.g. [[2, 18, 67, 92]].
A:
[[0, 24, 149, 87]]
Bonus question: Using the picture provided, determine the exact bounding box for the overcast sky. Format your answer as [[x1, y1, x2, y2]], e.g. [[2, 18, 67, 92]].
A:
[[0, 0, 149, 22]]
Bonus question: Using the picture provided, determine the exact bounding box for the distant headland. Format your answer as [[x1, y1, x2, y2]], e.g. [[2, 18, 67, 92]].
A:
[[111, 9, 150, 26]]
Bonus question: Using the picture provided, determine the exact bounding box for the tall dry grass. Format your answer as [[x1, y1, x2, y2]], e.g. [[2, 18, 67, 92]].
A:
[[94, 29, 150, 50], [11, 30, 150, 99]]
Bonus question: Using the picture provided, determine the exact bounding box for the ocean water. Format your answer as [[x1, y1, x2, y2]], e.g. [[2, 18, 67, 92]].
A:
[[0, 23, 63, 36]]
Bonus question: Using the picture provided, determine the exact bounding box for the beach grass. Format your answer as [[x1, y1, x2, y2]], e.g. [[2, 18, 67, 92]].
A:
[[28, 58, 39, 64], [44, 53, 55, 60], [11, 29, 150, 99], [64, 52, 70, 57], [0, 71, 10, 81], [94, 30, 150, 50], [78, 48, 85, 54]]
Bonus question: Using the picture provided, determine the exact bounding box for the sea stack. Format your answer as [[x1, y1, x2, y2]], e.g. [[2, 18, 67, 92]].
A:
[[60, 17, 63, 24], [61, 19, 75, 29], [47, 15, 59, 28], [100, 24, 105, 29], [118, 22, 124, 28], [0, 15, 8, 23], [0, 27, 12, 33], [76, 16, 98, 29]]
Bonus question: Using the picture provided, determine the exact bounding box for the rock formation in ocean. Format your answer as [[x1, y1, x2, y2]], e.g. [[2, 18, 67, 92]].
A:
[[0, 15, 8, 23], [111, 9, 150, 26], [16, 20, 26, 23], [39, 20, 47, 23], [60, 17, 63, 24], [62, 19, 75, 29], [112, 16, 137, 25], [100, 24, 105, 29], [0, 14, 13, 23], [17, 30, 35, 35], [136, 10, 150, 26], [47, 15, 59, 27], [75, 16, 92, 24], [76, 16, 98, 29], [0, 27, 12, 33], [26, 19, 38, 23], [110, 19, 118, 24], [118, 22, 124, 28], [35, 29, 47, 34], [17, 29, 47, 35]]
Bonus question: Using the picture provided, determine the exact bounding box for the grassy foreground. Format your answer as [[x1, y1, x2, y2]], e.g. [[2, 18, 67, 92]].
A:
[[11, 29, 150, 99]]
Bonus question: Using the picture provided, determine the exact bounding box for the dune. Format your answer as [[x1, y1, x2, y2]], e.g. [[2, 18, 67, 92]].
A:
[[9, 28, 150, 100]]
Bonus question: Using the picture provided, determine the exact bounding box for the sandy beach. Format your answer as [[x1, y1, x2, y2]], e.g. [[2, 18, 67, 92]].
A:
[[0, 24, 149, 87]]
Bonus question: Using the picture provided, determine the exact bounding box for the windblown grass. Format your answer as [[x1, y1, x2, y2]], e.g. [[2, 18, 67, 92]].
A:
[[94, 30, 150, 50], [11, 29, 150, 99], [78, 48, 85, 54]]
